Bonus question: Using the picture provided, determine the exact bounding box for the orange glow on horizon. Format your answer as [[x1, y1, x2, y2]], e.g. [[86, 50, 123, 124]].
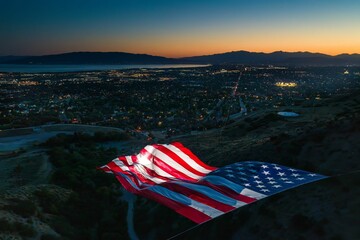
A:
[[48, 32, 359, 58], [82, 43, 360, 58], [40, 47, 360, 59], [31, 28, 360, 58]]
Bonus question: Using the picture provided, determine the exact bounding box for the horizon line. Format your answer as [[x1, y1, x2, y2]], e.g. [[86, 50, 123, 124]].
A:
[[1, 49, 360, 58]]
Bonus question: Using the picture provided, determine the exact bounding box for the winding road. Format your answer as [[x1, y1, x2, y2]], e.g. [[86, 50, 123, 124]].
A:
[[121, 190, 139, 240]]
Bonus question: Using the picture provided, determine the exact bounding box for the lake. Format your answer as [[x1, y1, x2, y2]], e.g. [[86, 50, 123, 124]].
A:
[[0, 64, 210, 73]]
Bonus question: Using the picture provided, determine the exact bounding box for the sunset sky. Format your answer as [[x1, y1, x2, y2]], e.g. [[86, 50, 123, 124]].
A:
[[1, 0, 359, 57]]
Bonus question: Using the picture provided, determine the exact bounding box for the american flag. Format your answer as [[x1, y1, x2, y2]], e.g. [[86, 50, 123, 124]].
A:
[[99, 142, 326, 224]]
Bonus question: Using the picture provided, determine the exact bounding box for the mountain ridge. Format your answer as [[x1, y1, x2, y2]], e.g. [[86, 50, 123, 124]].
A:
[[0, 51, 180, 65], [1, 50, 360, 65], [180, 50, 360, 65]]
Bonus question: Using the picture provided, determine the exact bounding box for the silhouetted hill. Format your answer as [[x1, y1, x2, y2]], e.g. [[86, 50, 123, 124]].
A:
[[5, 52, 180, 65], [181, 51, 360, 65], [3, 51, 360, 65], [0, 56, 28, 63]]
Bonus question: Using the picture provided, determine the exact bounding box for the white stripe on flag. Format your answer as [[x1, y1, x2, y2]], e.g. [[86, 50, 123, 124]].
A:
[[202, 175, 266, 199], [118, 172, 141, 191], [125, 156, 133, 165], [136, 152, 176, 179], [202, 175, 245, 193], [175, 182, 243, 207], [113, 159, 130, 171], [101, 165, 112, 174], [240, 188, 266, 200], [133, 164, 166, 184], [145, 145, 203, 180], [164, 144, 214, 174], [149, 185, 224, 218]]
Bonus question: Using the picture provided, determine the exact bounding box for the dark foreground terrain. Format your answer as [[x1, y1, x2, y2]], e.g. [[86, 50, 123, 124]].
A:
[[1, 91, 360, 239], [173, 173, 359, 240], [168, 92, 360, 239]]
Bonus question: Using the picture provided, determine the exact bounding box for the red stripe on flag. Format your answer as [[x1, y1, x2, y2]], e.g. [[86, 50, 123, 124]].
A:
[[107, 160, 126, 173], [128, 166, 158, 186], [141, 148, 198, 182], [200, 180, 256, 204], [115, 175, 139, 194], [153, 144, 208, 177], [140, 189, 212, 224], [171, 142, 217, 171], [141, 165, 173, 182], [152, 155, 197, 181], [161, 182, 235, 213]]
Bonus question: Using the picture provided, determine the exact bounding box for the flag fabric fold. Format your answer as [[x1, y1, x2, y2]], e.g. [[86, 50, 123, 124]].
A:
[[99, 142, 326, 224]]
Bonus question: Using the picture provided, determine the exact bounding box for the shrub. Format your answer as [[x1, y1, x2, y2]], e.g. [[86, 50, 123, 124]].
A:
[[6, 199, 37, 218], [100, 232, 123, 240], [290, 214, 313, 231], [0, 218, 14, 231], [0, 220, 36, 238], [94, 131, 130, 142], [14, 222, 37, 237], [49, 216, 75, 238], [41, 233, 61, 240]]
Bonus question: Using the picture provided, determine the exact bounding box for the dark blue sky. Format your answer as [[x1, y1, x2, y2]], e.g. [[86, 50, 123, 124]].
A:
[[1, 0, 359, 57]]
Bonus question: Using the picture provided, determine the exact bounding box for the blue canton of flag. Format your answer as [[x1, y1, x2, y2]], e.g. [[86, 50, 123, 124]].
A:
[[207, 161, 327, 196]]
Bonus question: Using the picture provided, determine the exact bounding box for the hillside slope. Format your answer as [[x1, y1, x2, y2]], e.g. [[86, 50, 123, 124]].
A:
[[1, 92, 359, 239], [166, 92, 360, 239]]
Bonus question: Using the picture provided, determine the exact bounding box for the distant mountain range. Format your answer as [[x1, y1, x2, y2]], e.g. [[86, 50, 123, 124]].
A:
[[0, 52, 178, 65], [0, 55, 28, 63], [1, 51, 360, 65], [181, 51, 360, 65]]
